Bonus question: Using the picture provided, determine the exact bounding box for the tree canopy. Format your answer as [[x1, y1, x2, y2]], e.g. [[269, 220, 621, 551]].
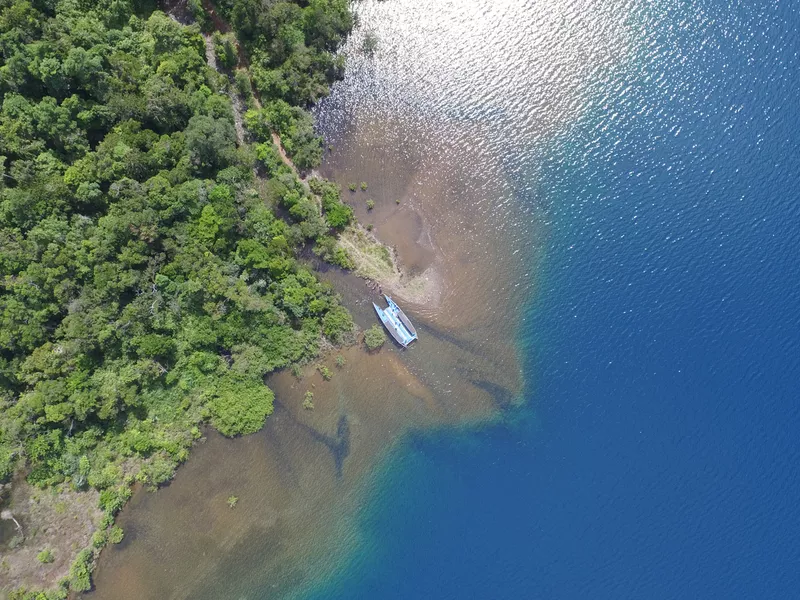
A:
[[0, 0, 356, 495]]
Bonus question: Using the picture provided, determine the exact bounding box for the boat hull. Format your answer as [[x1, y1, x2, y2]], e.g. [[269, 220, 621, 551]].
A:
[[373, 300, 417, 347]]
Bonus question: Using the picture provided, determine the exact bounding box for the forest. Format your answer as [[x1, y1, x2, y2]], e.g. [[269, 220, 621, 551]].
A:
[[0, 0, 356, 593]]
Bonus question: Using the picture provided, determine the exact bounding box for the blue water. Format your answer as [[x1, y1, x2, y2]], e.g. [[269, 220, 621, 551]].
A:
[[308, 1, 800, 598]]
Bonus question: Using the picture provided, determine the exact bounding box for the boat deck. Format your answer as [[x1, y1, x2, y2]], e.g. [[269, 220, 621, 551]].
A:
[[374, 300, 417, 347]]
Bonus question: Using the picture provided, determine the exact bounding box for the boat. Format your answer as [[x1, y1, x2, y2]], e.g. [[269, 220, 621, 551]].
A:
[[373, 295, 418, 347]]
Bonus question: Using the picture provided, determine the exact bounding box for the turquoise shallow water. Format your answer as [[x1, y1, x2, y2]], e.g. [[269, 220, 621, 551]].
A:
[[298, 0, 800, 597]]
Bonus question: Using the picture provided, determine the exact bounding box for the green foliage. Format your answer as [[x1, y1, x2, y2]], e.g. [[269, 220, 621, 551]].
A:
[[234, 69, 254, 101], [8, 588, 68, 600], [314, 241, 351, 268], [226, 495, 238, 508], [99, 486, 132, 515], [208, 376, 275, 437], [107, 526, 124, 544], [186, 114, 237, 174], [245, 101, 322, 171], [0, 0, 356, 591], [213, 32, 238, 70], [318, 365, 332, 380], [309, 177, 353, 229], [37, 549, 54, 564], [360, 182, 368, 191], [302, 391, 314, 410], [366, 199, 375, 210], [322, 306, 355, 344], [348, 182, 356, 192], [68, 549, 93, 592], [335, 354, 345, 368], [235, 0, 352, 106], [91, 530, 107, 549], [362, 32, 379, 56], [364, 325, 387, 350], [189, 0, 213, 32], [0, 0, 352, 508]]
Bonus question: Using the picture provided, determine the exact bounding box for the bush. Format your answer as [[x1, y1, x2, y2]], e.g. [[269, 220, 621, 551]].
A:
[[188, 0, 213, 32], [209, 376, 275, 437], [108, 526, 124, 544], [37, 549, 54, 564], [214, 33, 239, 70], [69, 549, 94, 592], [360, 181, 368, 191], [335, 355, 346, 368], [362, 32, 379, 56], [92, 530, 107, 549], [348, 183, 357, 192], [364, 325, 387, 350], [98, 486, 132, 515], [227, 495, 238, 508], [366, 199, 375, 210], [318, 365, 332, 380], [235, 69, 253, 96], [323, 306, 355, 344], [303, 391, 314, 410], [138, 452, 177, 488]]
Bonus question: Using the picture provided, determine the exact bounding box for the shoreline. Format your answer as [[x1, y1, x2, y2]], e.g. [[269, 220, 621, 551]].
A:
[[1, 0, 536, 596], [85, 94, 532, 599]]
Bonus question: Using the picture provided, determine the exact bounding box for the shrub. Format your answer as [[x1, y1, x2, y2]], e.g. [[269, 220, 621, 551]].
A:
[[8, 535, 24, 550], [209, 376, 275, 437], [318, 365, 332, 380], [98, 486, 132, 515], [303, 391, 314, 410], [69, 549, 93, 592], [213, 32, 238, 70], [37, 549, 54, 564], [227, 496, 238, 508], [138, 453, 177, 488], [360, 181, 367, 191], [348, 183, 356, 192], [335, 355, 346, 368], [366, 199, 375, 210], [323, 306, 355, 344], [108, 526, 124, 544], [188, 0, 212, 32], [92, 530, 107, 549], [364, 325, 387, 350], [99, 512, 114, 530], [362, 32, 379, 56], [235, 69, 253, 101]]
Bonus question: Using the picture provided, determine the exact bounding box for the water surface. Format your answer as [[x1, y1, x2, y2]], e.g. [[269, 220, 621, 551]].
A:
[[308, 0, 800, 597], [91, 0, 800, 597]]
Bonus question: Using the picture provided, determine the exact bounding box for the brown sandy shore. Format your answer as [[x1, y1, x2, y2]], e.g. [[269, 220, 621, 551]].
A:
[[0, 44, 524, 600], [83, 110, 535, 599]]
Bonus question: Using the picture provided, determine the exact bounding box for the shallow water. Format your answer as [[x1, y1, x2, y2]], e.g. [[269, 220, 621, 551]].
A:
[[91, 0, 800, 598]]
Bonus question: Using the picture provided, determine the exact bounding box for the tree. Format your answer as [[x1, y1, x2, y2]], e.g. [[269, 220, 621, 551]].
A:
[[185, 115, 237, 174]]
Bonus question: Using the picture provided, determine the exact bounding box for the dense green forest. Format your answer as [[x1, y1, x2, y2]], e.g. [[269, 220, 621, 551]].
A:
[[0, 0, 356, 589]]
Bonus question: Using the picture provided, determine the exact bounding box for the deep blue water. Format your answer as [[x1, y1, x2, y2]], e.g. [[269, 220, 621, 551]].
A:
[[307, 1, 800, 598]]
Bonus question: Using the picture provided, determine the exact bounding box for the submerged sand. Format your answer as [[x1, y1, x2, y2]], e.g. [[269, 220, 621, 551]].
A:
[[88, 107, 534, 599]]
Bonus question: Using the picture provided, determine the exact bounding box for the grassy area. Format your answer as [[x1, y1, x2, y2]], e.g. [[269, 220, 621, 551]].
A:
[[336, 225, 399, 282]]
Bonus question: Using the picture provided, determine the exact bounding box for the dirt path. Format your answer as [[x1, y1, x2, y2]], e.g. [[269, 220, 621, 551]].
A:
[[168, 1, 410, 299]]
